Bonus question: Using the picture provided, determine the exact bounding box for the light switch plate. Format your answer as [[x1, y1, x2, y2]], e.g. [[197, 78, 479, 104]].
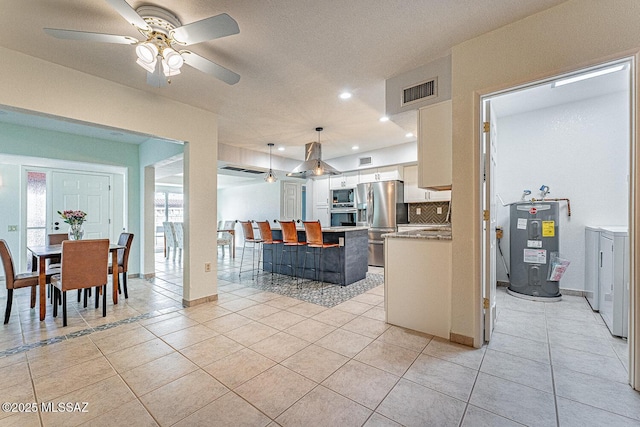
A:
[[437, 207, 443, 214], [416, 208, 421, 215], [8, 225, 17, 232]]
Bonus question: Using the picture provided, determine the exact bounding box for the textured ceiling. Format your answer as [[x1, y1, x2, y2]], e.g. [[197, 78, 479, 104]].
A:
[[0, 0, 569, 160]]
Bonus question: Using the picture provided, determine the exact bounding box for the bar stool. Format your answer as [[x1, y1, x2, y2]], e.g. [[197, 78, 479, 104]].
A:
[[255, 220, 283, 284], [302, 220, 342, 293], [239, 221, 262, 280], [277, 220, 306, 286]]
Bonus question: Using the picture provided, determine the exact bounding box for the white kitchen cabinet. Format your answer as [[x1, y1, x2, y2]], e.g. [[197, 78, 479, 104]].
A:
[[403, 165, 429, 203], [330, 171, 359, 189], [418, 100, 452, 190], [313, 205, 330, 227], [359, 166, 403, 183], [313, 176, 330, 206], [312, 177, 331, 227], [385, 235, 452, 339], [428, 189, 452, 202], [404, 165, 451, 202]]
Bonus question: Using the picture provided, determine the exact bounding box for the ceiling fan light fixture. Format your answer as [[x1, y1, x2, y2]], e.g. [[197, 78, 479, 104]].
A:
[[162, 59, 181, 76], [135, 42, 158, 64], [163, 48, 184, 70], [136, 57, 157, 73]]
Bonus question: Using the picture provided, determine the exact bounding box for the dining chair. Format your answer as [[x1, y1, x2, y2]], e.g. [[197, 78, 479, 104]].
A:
[[163, 221, 177, 260], [46, 233, 67, 269], [47, 233, 67, 303], [173, 222, 184, 261], [51, 239, 109, 327], [278, 220, 307, 286], [217, 220, 234, 256], [1, 240, 58, 324], [108, 232, 134, 299], [255, 220, 282, 284], [239, 221, 262, 279], [302, 221, 342, 292]]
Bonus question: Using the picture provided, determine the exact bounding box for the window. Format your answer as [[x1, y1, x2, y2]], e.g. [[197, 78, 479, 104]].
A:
[[154, 191, 183, 251], [26, 171, 47, 248]]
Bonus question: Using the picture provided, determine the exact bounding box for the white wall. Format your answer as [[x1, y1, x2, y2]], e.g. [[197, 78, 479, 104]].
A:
[[450, 0, 640, 348], [217, 181, 282, 244], [0, 46, 219, 303], [495, 92, 629, 291]]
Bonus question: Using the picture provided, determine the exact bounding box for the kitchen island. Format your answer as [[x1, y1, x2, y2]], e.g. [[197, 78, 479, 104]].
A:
[[383, 225, 452, 339], [265, 226, 368, 285]]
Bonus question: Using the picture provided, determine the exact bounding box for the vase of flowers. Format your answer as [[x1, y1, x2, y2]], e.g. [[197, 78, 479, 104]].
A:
[[58, 210, 87, 240]]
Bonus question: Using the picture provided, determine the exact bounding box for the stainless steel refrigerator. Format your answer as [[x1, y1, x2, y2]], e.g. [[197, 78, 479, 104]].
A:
[[356, 180, 408, 266]]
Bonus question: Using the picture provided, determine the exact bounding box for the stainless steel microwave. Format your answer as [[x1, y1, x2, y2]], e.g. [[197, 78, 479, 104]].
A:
[[331, 188, 355, 209]]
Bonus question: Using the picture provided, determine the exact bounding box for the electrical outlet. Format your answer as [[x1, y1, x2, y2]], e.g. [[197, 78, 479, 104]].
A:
[[437, 207, 443, 214], [7, 225, 17, 232], [339, 237, 344, 246], [204, 262, 211, 272], [416, 208, 421, 215]]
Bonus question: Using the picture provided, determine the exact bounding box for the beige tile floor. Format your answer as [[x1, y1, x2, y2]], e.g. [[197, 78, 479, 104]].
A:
[[0, 248, 638, 426]]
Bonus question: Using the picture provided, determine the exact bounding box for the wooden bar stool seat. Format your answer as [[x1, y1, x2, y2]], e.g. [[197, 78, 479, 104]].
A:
[[255, 220, 282, 283]]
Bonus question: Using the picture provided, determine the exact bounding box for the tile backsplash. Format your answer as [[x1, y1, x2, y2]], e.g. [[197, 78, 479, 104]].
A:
[[408, 201, 451, 224]]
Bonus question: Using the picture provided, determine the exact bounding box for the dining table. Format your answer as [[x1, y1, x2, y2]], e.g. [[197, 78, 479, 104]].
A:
[[28, 242, 126, 321], [217, 228, 236, 258]]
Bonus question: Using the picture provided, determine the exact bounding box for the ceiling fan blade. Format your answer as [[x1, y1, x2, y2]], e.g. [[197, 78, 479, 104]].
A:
[[44, 28, 138, 44], [170, 13, 239, 45], [105, 0, 150, 31], [181, 51, 240, 85]]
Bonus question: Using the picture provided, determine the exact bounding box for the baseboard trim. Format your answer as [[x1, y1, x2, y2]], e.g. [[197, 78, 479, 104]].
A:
[[183, 294, 218, 307], [449, 332, 474, 348]]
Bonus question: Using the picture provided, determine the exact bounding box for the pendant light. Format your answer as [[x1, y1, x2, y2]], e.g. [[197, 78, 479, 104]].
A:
[[313, 127, 324, 176], [264, 143, 277, 183]]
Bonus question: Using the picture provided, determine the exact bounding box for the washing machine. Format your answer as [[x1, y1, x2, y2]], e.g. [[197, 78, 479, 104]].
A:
[[508, 201, 561, 300]]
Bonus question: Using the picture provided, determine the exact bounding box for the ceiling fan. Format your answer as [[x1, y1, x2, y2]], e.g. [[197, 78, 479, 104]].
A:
[[43, 0, 240, 86]]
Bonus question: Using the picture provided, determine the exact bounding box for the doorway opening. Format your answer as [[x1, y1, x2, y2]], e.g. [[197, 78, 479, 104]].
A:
[[480, 58, 634, 385]]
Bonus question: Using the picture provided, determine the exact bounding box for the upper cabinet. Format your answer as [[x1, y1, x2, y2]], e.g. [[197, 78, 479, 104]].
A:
[[418, 100, 452, 190], [404, 164, 451, 202], [359, 166, 404, 184], [403, 165, 429, 203], [313, 176, 330, 206], [329, 171, 359, 189]]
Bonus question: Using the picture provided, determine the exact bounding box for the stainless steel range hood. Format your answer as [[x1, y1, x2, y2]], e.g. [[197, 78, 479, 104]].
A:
[[286, 142, 340, 178]]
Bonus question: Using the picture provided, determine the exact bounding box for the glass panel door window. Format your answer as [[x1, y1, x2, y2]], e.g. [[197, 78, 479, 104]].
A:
[[26, 171, 47, 248]]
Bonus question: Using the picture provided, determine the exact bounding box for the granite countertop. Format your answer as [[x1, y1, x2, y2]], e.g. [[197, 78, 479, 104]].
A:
[[383, 225, 452, 240], [270, 225, 369, 232]]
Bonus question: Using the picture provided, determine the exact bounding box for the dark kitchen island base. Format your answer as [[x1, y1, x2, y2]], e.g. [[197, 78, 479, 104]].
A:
[[263, 227, 368, 285]]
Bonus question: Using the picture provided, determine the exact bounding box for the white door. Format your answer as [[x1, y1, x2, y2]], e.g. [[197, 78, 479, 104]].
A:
[[483, 100, 498, 342], [281, 181, 301, 221], [51, 171, 111, 239]]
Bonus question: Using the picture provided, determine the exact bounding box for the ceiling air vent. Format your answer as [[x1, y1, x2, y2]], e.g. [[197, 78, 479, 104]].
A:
[[220, 165, 264, 175], [359, 156, 373, 167], [402, 78, 437, 106]]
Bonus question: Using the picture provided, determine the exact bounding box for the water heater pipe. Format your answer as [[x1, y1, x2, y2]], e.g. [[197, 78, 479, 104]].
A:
[[542, 199, 571, 216]]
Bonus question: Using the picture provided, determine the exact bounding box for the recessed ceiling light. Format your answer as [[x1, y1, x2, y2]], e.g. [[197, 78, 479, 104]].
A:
[[405, 132, 414, 138], [277, 146, 285, 151], [352, 145, 359, 150], [379, 116, 389, 122], [339, 92, 352, 100]]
